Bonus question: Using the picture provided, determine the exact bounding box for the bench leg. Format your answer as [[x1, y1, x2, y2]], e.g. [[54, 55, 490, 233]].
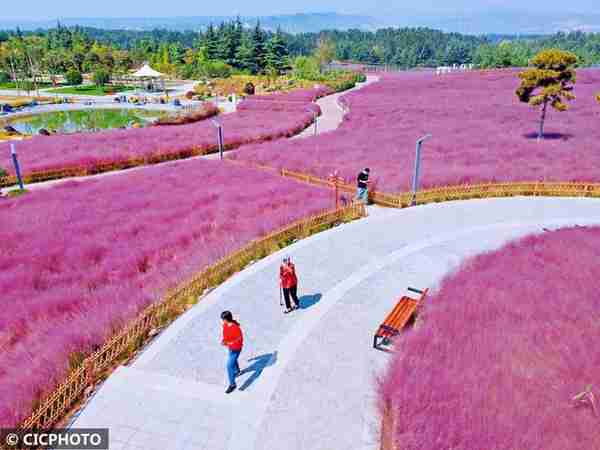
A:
[[373, 334, 380, 349]]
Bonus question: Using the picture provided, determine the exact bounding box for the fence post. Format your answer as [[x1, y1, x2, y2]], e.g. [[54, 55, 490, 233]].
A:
[[85, 358, 96, 386]]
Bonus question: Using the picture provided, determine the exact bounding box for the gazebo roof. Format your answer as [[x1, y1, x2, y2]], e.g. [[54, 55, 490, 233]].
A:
[[131, 64, 164, 78]]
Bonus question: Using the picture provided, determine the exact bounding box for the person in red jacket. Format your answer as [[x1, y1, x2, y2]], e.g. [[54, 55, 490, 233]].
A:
[[279, 256, 299, 313], [221, 311, 243, 394]]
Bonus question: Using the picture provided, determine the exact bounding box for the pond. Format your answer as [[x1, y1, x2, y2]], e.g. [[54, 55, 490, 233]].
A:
[[7, 109, 165, 135]]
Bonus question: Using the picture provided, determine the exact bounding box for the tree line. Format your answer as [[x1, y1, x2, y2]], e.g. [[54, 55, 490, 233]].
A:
[[0, 20, 291, 91], [2, 23, 600, 92]]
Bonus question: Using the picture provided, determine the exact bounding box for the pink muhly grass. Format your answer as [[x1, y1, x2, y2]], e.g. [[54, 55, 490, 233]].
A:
[[231, 69, 600, 191], [379, 226, 600, 450], [0, 158, 332, 427], [0, 87, 324, 178]]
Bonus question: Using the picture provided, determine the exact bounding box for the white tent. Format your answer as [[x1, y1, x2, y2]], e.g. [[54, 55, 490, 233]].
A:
[[131, 64, 164, 79], [129, 64, 165, 92]]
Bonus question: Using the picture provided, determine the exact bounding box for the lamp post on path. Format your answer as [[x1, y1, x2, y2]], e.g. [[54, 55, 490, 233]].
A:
[[211, 119, 224, 160], [307, 107, 318, 136], [411, 134, 432, 206], [10, 142, 25, 190]]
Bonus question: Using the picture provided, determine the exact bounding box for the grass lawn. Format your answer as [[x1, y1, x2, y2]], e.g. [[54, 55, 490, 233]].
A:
[[0, 82, 54, 90], [47, 84, 133, 96]]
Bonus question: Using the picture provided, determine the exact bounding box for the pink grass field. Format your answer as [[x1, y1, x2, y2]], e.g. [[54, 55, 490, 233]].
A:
[[231, 69, 600, 192], [0, 159, 332, 427], [380, 226, 600, 450], [0, 87, 329, 179]]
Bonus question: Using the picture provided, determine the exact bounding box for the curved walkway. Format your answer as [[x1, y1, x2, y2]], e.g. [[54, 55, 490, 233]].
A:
[[293, 75, 378, 139], [1, 78, 377, 194], [70, 197, 600, 450]]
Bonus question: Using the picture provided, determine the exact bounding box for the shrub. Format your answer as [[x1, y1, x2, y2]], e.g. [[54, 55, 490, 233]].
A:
[[244, 82, 255, 95], [65, 69, 83, 86], [92, 69, 111, 87], [200, 60, 233, 79], [153, 103, 219, 126], [185, 91, 194, 100], [293, 56, 321, 80], [0, 71, 10, 83], [0, 166, 7, 184]]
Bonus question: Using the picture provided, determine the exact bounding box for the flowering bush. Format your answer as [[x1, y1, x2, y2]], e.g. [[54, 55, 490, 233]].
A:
[[153, 102, 219, 126], [232, 69, 600, 192], [380, 226, 600, 450], [0, 158, 332, 427]]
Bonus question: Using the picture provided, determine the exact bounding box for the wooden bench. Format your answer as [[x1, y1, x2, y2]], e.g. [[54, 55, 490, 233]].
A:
[[373, 287, 429, 351]]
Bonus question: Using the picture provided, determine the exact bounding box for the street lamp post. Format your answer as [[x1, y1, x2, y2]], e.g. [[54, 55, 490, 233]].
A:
[[10, 142, 24, 191], [411, 134, 432, 206], [307, 107, 318, 136], [211, 119, 224, 160]]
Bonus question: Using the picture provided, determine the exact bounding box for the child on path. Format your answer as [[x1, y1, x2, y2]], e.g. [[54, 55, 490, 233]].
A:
[[221, 311, 243, 394], [279, 256, 300, 313], [356, 168, 371, 204]]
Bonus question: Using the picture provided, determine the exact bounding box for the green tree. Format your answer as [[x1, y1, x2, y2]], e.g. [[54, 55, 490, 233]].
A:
[[204, 24, 219, 60], [65, 68, 83, 85], [315, 37, 336, 72], [198, 60, 232, 78], [93, 68, 111, 86], [251, 22, 266, 73], [264, 29, 290, 74], [516, 49, 578, 140], [292, 55, 320, 80], [235, 34, 258, 74]]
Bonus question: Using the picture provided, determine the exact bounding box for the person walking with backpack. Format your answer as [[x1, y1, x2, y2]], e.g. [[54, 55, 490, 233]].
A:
[[221, 311, 243, 394], [356, 168, 371, 204], [279, 256, 300, 313]]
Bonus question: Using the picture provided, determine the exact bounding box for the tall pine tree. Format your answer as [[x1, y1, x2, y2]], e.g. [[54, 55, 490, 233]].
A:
[[251, 21, 266, 73], [204, 24, 219, 60], [264, 28, 290, 74], [235, 33, 257, 73]]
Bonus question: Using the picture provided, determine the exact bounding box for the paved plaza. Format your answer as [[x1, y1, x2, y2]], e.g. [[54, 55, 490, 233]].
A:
[[70, 197, 600, 450]]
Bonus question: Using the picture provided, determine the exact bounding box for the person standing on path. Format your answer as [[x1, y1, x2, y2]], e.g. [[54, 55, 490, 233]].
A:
[[221, 311, 243, 394], [279, 256, 300, 313], [356, 168, 371, 204]]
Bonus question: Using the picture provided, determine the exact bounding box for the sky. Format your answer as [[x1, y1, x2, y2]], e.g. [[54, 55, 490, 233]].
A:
[[3, 0, 600, 20]]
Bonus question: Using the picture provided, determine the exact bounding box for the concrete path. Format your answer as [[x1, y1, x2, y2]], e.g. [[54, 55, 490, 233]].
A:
[[70, 197, 600, 450], [0, 81, 198, 101], [293, 75, 378, 139]]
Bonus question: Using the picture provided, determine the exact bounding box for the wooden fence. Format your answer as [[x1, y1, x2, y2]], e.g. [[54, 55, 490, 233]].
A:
[[19, 203, 366, 430], [250, 165, 600, 208]]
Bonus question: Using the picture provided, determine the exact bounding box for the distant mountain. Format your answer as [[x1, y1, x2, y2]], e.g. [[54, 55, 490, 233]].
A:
[[383, 10, 600, 35], [2, 10, 599, 35], [0, 13, 383, 34]]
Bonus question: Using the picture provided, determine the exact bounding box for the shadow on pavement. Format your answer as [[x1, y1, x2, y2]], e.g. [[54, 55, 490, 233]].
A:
[[298, 293, 322, 310], [239, 352, 278, 391]]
